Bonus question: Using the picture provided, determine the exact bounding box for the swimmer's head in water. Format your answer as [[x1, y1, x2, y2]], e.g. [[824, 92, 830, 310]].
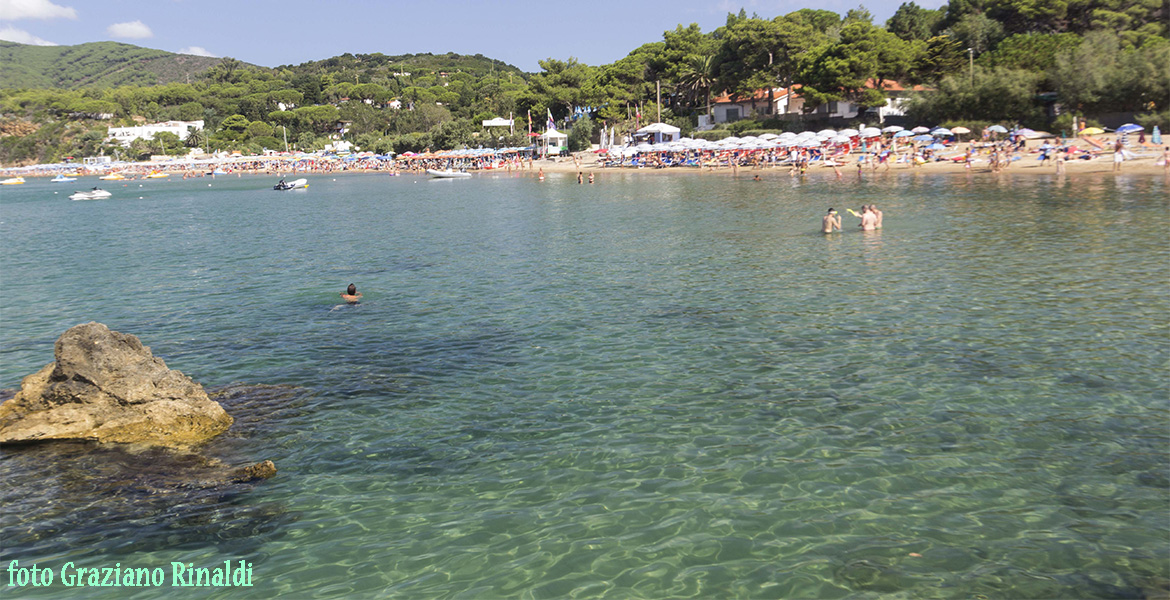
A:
[[347, 283, 356, 295]]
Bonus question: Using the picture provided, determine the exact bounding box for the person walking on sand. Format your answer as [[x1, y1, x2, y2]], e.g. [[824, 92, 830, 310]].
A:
[[822, 208, 842, 233]]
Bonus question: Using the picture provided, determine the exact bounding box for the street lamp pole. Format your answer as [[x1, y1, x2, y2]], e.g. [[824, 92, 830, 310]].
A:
[[968, 48, 974, 87]]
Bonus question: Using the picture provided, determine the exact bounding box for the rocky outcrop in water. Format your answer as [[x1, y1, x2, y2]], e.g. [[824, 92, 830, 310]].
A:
[[0, 322, 233, 447]]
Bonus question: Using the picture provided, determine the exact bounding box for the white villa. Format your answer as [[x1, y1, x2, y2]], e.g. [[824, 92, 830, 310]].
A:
[[711, 80, 927, 125], [107, 120, 204, 147]]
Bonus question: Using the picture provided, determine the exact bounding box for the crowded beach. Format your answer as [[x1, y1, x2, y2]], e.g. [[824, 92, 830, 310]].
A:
[[2, 124, 1167, 181]]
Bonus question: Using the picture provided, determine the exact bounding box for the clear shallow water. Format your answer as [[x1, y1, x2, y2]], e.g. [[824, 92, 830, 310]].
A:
[[1, 171, 1167, 598]]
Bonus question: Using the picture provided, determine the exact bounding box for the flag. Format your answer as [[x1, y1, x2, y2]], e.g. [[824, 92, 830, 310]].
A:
[[527, 109, 531, 136], [546, 108, 555, 131]]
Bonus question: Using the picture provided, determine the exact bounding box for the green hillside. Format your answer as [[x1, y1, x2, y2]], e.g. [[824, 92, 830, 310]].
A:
[[0, 41, 227, 89]]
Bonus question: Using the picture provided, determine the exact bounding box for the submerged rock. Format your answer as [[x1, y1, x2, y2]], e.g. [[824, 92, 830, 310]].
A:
[[0, 322, 233, 447]]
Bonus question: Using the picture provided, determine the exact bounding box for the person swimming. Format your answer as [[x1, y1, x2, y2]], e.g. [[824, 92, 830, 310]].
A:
[[340, 283, 362, 303]]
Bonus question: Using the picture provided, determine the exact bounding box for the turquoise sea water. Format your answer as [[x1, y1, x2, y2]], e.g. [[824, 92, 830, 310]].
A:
[[1, 171, 1167, 598]]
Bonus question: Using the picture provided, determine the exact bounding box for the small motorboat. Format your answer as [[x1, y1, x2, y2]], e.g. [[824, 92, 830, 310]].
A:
[[427, 169, 471, 179], [69, 187, 112, 201], [51, 174, 77, 182], [273, 178, 308, 190], [1, 176, 26, 185]]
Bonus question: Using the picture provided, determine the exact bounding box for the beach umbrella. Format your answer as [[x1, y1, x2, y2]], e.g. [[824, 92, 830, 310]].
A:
[[839, 128, 859, 137], [893, 130, 914, 138], [1078, 127, 1105, 136], [860, 127, 882, 138], [759, 133, 780, 140], [986, 125, 1008, 133], [926, 142, 946, 150], [831, 135, 852, 144], [950, 126, 971, 134], [817, 128, 837, 137], [930, 127, 953, 136], [911, 126, 931, 133], [882, 125, 904, 133], [1116, 123, 1144, 134], [913, 134, 934, 142], [799, 139, 822, 148]]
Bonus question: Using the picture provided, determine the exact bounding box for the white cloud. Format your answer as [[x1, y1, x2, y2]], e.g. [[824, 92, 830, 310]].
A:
[[178, 46, 216, 57], [0, 25, 57, 45], [0, 0, 77, 20], [107, 20, 153, 39]]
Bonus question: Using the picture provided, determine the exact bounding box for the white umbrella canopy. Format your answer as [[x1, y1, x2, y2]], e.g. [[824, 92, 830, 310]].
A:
[[931, 127, 954, 136], [950, 126, 971, 134], [817, 128, 837, 136], [759, 133, 780, 140], [831, 135, 853, 144], [778, 139, 798, 147], [739, 135, 760, 142], [893, 130, 915, 138], [839, 128, 860, 137], [799, 139, 822, 148], [722, 136, 743, 144], [986, 124, 1008, 133], [860, 127, 882, 138], [798, 130, 817, 137], [882, 125, 904, 133], [911, 126, 931, 133], [778, 131, 797, 139]]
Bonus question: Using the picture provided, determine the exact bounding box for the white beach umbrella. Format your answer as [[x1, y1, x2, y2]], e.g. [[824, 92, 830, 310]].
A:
[[860, 127, 882, 138], [911, 126, 931, 133], [778, 139, 797, 147], [882, 125, 904, 133], [930, 127, 954, 136], [739, 135, 760, 142], [817, 128, 837, 137], [759, 133, 780, 140], [831, 135, 853, 144], [798, 130, 817, 138], [839, 128, 860, 137], [799, 139, 822, 148], [893, 130, 915, 138]]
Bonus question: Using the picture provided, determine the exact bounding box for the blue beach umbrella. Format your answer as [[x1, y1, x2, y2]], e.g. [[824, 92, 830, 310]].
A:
[[1116, 123, 1144, 134], [926, 142, 946, 150], [930, 127, 954, 136], [912, 134, 934, 142], [893, 130, 914, 138]]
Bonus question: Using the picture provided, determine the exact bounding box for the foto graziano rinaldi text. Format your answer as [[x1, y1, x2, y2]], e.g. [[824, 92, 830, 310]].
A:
[[7, 559, 254, 588]]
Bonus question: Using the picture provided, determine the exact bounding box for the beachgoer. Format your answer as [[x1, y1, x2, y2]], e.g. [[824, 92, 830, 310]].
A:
[[538, 167, 545, 181], [822, 208, 842, 233], [859, 206, 877, 231], [1161, 147, 1169, 174], [577, 171, 583, 184], [1056, 147, 1066, 175], [752, 175, 761, 181], [588, 172, 595, 184], [1113, 139, 1124, 172], [869, 205, 883, 229], [341, 283, 362, 304]]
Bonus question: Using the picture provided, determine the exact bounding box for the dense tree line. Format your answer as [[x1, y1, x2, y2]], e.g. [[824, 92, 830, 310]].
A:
[[1, 0, 1166, 165]]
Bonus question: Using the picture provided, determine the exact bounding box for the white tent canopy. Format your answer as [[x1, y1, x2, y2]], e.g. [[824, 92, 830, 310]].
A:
[[482, 117, 513, 127], [635, 122, 681, 144], [538, 128, 568, 156]]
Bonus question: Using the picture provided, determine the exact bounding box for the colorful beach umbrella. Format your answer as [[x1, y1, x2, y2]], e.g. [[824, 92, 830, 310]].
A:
[[1116, 123, 1144, 134]]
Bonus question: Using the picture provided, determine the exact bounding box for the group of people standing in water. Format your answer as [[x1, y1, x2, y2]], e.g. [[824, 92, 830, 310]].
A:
[[822, 205, 882, 233]]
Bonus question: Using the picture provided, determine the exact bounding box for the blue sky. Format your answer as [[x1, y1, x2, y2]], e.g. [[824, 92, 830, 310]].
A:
[[0, 0, 946, 72]]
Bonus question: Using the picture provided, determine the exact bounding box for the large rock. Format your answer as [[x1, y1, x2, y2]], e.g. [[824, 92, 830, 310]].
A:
[[0, 322, 233, 446]]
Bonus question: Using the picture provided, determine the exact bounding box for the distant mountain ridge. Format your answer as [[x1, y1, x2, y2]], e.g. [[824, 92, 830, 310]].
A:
[[0, 41, 229, 89], [0, 42, 529, 90]]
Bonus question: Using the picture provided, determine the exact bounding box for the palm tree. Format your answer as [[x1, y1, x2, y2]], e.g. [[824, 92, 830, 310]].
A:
[[678, 54, 717, 118]]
